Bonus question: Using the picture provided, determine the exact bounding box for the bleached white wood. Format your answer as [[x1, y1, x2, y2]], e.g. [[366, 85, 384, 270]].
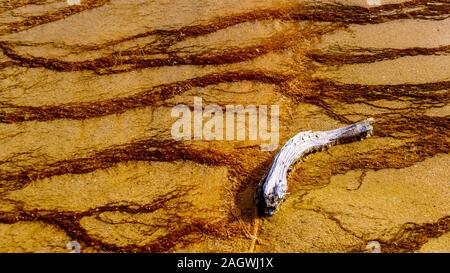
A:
[[256, 118, 374, 215]]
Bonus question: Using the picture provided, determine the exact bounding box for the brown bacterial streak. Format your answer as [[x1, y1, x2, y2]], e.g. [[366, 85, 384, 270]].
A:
[[304, 80, 450, 103], [0, 186, 231, 252], [0, 70, 292, 123], [307, 45, 450, 65], [2, 76, 449, 124], [1, 0, 111, 34], [0, 1, 449, 72], [0, 30, 301, 73], [380, 216, 450, 253], [0, 139, 259, 192]]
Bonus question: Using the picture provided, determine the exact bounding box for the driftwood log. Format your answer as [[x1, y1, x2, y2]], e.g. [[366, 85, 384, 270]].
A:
[[257, 118, 373, 215]]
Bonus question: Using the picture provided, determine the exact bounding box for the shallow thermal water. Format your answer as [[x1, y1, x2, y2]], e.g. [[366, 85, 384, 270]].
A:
[[0, 0, 448, 253]]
